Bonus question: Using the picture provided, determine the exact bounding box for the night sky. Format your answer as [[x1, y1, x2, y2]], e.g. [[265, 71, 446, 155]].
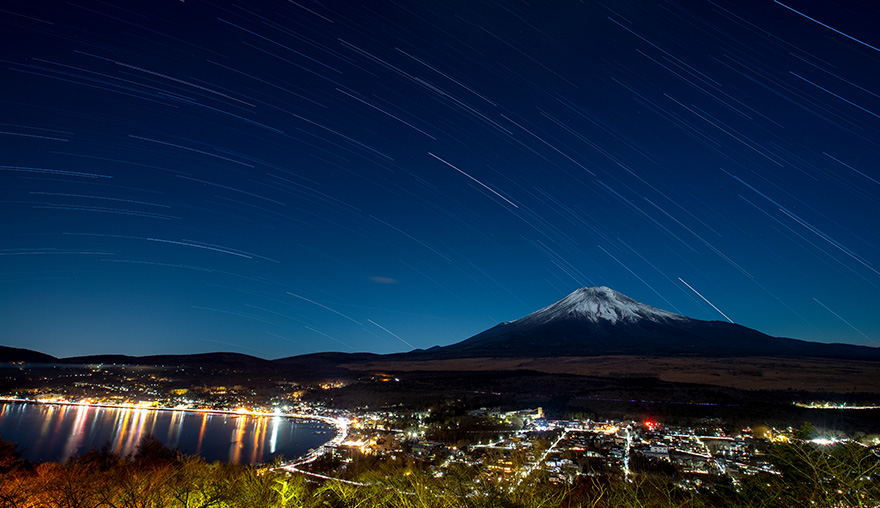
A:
[[2, 0, 879, 359]]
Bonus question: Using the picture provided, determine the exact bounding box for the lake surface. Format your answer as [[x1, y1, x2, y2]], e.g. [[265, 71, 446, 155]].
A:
[[0, 401, 334, 464]]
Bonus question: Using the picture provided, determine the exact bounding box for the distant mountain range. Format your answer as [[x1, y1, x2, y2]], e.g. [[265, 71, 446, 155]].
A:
[[0, 346, 266, 366], [3, 287, 879, 365]]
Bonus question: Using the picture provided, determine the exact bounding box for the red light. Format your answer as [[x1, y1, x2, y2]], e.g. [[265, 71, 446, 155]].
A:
[[644, 419, 658, 431]]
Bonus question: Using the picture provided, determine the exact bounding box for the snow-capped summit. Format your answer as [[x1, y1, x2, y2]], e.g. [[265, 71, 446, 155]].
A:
[[509, 286, 687, 326]]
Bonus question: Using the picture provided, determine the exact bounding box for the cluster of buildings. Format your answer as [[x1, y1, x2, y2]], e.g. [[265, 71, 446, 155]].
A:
[[315, 405, 788, 487], [4, 363, 302, 412]]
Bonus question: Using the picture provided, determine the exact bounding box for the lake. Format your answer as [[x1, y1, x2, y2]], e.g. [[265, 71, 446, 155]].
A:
[[0, 401, 335, 464]]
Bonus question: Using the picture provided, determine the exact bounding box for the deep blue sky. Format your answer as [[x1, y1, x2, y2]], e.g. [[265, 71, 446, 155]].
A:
[[2, 0, 879, 359]]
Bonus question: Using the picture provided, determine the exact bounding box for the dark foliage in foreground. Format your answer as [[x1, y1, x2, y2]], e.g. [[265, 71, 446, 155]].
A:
[[0, 434, 878, 507]]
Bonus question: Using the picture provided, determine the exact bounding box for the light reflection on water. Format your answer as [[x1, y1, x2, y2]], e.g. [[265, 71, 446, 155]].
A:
[[0, 402, 332, 464]]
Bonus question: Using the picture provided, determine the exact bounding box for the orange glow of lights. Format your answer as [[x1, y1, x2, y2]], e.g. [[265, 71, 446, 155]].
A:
[[195, 413, 208, 454], [230, 416, 247, 464]]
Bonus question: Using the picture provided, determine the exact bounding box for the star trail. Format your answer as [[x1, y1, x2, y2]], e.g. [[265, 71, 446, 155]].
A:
[[1, 0, 878, 358]]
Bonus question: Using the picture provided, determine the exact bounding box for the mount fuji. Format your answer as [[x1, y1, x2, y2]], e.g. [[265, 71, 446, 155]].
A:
[[414, 287, 880, 360]]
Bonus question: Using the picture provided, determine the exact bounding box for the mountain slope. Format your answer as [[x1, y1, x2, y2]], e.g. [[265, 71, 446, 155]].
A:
[[0, 345, 58, 363], [416, 287, 880, 360], [510, 286, 686, 326]]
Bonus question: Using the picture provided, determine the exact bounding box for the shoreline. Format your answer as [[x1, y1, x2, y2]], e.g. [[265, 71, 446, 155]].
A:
[[0, 397, 348, 464]]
